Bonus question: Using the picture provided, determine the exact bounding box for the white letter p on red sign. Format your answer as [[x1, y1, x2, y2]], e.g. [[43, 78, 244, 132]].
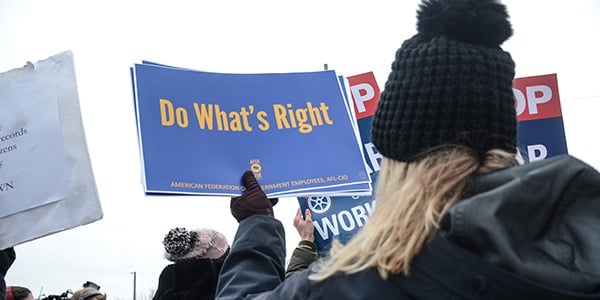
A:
[[351, 83, 376, 113]]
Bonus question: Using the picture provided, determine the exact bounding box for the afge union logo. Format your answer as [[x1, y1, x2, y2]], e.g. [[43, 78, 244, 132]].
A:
[[250, 159, 262, 179]]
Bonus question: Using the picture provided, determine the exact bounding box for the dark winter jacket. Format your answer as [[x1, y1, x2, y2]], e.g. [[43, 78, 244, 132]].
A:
[[0, 247, 15, 300], [153, 250, 228, 300], [285, 241, 318, 279], [216, 155, 600, 299]]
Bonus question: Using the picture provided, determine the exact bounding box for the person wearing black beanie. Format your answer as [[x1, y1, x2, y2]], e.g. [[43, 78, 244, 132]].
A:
[[215, 1, 600, 299], [371, 0, 517, 162]]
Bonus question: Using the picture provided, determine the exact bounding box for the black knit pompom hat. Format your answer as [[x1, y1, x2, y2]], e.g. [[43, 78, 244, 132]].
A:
[[371, 0, 517, 162]]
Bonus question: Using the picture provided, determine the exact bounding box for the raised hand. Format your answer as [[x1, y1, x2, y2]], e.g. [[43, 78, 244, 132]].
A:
[[230, 171, 274, 222], [293, 208, 314, 242]]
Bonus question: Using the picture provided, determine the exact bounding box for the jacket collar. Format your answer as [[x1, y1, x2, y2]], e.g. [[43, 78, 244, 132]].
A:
[[440, 155, 600, 294]]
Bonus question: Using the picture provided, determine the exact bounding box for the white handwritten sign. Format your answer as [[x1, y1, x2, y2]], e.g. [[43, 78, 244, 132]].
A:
[[0, 72, 72, 217], [0, 51, 102, 248]]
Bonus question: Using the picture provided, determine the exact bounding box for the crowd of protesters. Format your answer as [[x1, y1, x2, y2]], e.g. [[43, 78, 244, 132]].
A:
[[3, 0, 600, 300]]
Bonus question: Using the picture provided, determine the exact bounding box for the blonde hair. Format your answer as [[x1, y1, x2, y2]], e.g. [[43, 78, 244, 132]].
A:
[[310, 147, 517, 281], [70, 288, 106, 300]]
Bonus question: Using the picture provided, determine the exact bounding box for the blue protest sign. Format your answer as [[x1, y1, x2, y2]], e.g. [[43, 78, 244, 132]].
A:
[[132, 63, 370, 197], [518, 117, 568, 162]]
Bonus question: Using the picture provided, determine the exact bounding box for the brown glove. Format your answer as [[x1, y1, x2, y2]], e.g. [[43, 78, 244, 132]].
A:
[[230, 171, 278, 222]]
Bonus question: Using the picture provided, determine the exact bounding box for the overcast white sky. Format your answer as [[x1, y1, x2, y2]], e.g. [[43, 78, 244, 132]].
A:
[[1, 0, 599, 299]]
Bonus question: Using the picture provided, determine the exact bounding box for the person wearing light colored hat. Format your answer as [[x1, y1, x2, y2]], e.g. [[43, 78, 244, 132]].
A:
[[153, 227, 229, 300]]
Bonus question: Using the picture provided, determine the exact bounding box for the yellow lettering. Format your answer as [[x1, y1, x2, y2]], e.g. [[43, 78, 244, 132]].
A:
[[306, 102, 322, 125], [295, 108, 312, 134], [229, 111, 242, 132], [175, 107, 189, 128], [319, 102, 334, 125], [286, 103, 297, 128], [159, 99, 175, 126], [193, 103, 214, 130], [273, 104, 290, 129], [215, 105, 229, 131], [240, 106, 253, 132], [272, 102, 335, 133], [257, 111, 270, 131]]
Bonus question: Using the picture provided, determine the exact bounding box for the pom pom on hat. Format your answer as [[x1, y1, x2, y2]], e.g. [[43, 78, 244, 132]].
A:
[[371, 0, 517, 162], [163, 228, 229, 262], [417, 0, 512, 47]]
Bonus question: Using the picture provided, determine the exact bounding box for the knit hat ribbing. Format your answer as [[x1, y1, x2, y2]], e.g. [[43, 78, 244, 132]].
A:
[[163, 228, 229, 262], [371, 0, 517, 162]]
